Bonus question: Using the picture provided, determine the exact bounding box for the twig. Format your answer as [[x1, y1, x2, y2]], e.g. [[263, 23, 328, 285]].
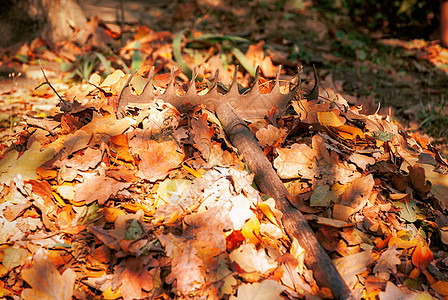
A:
[[36, 60, 63, 102]]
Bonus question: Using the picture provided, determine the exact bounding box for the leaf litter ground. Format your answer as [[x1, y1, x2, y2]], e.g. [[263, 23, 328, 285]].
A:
[[2, 10, 448, 300]]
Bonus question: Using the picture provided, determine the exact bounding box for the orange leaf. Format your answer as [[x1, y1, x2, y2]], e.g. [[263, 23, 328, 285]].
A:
[[22, 252, 76, 300], [335, 125, 365, 140], [432, 281, 448, 296], [412, 242, 433, 270], [388, 236, 419, 249], [317, 111, 344, 127]]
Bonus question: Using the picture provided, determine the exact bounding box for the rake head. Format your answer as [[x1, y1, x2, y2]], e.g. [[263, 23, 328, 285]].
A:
[[117, 65, 300, 120]]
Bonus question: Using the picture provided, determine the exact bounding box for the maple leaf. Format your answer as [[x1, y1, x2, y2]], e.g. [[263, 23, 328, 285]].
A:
[[165, 241, 205, 294], [373, 245, 401, 280], [136, 140, 184, 182], [22, 251, 76, 300], [0, 142, 55, 184]]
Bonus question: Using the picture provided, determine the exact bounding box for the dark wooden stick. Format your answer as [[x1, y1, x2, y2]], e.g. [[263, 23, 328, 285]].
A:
[[215, 101, 355, 300]]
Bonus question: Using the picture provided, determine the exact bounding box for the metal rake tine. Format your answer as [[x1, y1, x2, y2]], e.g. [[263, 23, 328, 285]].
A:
[[119, 70, 138, 99], [163, 67, 177, 96], [141, 66, 156, 98], [185, 66, 199, 96], [244, 66, 260, 96], [226, 66, 240, 97]]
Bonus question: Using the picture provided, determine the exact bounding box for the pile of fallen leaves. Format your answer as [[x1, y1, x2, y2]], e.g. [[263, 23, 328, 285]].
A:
[[1, 64, 448, 300], [2, 15, 448, 300]]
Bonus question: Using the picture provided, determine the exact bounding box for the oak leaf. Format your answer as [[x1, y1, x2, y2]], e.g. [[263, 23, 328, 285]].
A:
[[233, 279, 286, 300], [111, 256, 154, 300], [0, 142, 55, 184], [136, 140, 184, 182], [22, 251, 76, 300], [340, 174, 374, 212], [274, 143, 317, 180], [165, 241, 205, 294], [74, 168, 131, 204], [191, 113, 215, 160], [373, 245, 401, 280]]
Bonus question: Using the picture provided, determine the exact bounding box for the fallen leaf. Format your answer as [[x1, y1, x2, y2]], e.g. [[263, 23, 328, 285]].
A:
[[232, 279, 286, 300], [378, 282, 414, 300], [22, 251, 76, 300], [0, 143, 55, 184], [373, 245, 401, 280], [165, 241, 205, 294], [411, 242, 433, 270], [136, 140, 184, 182], [340, 174, 374, 212], [229, 243, 277, 274]]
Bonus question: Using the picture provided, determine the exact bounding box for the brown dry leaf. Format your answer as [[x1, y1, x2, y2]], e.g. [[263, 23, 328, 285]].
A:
[[191, 114, 215, 160], [373, 245, 401, 280], [274, 143, 317, 180], [109, 135, 135, 163], [340, 174, 374, 212], [229, 243, 277, 274], [378, 282, 422, 300], [234, 279, 286, 300], [74, 167, 131, 204], [165, 241, 205, 294], [408, 164, 431, 194], [136, 140, 184, 182], [22, 251, 76, 300], [245, 41, 278, 77], [81, 114, 131, 144], [418, 163, 448, 209], [111, 256, 154, 300], [255, 125, 288, 148]]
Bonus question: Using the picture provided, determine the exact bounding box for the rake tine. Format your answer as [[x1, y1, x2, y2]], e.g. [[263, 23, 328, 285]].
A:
[[163, 68, 176, 96], [245, 66, 260, 96], [184, 66, 198, 97], [141, 66, 155, 98]]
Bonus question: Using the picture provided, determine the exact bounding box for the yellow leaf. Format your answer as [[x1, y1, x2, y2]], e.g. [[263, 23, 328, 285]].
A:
[[335, 125, 365, 140], [333, 204, 355, 221], [182, 164, 204, 178], [103, 286, 122, 300], [317, 111, 344, 127], [258, 202, 277, 225], [101, 70, 126, 88], [241, 215, 261, 245], [388, 236, 419, 249], [0, 142, 55, 184]]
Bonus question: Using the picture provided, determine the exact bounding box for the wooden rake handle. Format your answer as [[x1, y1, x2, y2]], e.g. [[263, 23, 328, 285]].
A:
[[215, 101, 355, 300]]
